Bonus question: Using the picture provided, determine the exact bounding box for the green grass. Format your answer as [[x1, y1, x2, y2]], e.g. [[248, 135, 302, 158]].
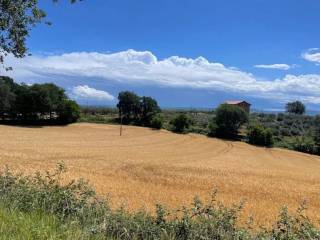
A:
[[0, 206, 104, 240]]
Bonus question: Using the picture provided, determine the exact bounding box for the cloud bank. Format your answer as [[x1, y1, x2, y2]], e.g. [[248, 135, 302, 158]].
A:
[[72, 85, 115, 101], [254, 64, 291, 70], [4, 49, 320, 104]]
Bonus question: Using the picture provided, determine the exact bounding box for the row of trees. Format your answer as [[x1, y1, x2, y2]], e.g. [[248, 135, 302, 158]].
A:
[[117, 91, 162, 128], [0, 76, 80, 124]]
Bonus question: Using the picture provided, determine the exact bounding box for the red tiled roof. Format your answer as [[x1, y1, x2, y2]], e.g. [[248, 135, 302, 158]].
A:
[[225, 100, 251, 105]]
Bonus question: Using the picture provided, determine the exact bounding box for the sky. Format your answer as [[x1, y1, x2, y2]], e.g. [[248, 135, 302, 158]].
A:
[[3, 0, 320, 111]]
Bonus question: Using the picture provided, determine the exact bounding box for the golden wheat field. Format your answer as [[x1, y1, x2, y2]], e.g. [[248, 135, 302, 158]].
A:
[[1, 123, 320, 226]]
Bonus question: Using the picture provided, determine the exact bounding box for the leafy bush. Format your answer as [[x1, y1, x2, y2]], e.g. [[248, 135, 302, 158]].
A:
[[291, 137, 316, 154], [150, 113, 164, 129], [170, 114, 192, 133], [213, 104, 248, 138], [247, 125, 274, 147]]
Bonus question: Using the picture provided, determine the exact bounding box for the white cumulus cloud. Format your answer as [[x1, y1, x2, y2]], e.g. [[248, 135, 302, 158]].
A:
[[302, 48, 320, 64], [254, 64, 292, 70], [3, 49, 320, 104], [72, 85, 115, 101]]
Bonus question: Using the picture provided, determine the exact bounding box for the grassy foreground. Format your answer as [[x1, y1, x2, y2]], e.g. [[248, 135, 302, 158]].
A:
[[0, 164, 319, 239], [0, 206, 103, 240]]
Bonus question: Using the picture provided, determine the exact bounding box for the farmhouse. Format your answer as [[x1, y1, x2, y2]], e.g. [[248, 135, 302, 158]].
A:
[[225, 100, 251, 113]]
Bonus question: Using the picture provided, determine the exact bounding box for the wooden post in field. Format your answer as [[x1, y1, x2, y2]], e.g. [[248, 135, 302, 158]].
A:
[[119, 111, 123, 136]]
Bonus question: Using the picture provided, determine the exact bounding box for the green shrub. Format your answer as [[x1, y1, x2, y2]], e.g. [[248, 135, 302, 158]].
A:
[[170, 114, 192, 133], [292, 137, 316, 154], [247, 125, 274, 147], [150, 113, 164, 129], [208, 119, 218, 137]]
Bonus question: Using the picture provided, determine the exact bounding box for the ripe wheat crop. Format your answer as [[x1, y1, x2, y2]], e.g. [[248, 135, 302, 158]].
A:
[[1, 123, 319, 227]]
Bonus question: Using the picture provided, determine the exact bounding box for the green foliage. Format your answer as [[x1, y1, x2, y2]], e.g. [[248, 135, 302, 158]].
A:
[[57, 100, 81, 124], [250, 112, 316, 138], [0, 0, 80, 66], [208, 120, 218, 137], [257, 204, 320, 239], [170, 113, 192, 133], [275, 136, 317, 155], [291, 137, 316, 154], [247, 125, 274, 147], [314, 115, 320, 154], [0, 165, 320, 239], [150, 113, 164, 129], [213, 104, 248, 138], [117, 91, 161, 128], [0, 76, 80, 124], [286, 101, 306, 115], [0, 206, 100, 240], [117, 91, 141, 123], [140, 96, 161, 126], [0, 78, 15, 117]]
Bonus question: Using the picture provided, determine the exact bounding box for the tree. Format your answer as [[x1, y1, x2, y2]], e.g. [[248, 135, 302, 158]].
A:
[[213, 104, 248, 138], [0, 76, 80, 124], [57, 99, 80, 124], [0, 0, 80, 66], [35, 83, 66, 119], [171, 114, 191, 133], [314, 115, 320, 154], [117, 91, 141, 123], [140, 96, 161, 126], [0, 77, 15, 118], [285, 101, 306, 115], [247, 124, 274, 147]]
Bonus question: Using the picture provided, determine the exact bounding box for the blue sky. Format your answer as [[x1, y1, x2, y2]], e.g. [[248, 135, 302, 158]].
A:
[[4, 0, 320, 111]]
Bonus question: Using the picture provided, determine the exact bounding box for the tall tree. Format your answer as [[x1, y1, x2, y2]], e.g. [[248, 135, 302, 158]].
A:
[[285, 101, 306, 115], [117, 91, 141, 123], [139, 96, 161, 126], [314, 115, 320, 153], [0, 81, 15, 118], [213, 104, 248, 138]]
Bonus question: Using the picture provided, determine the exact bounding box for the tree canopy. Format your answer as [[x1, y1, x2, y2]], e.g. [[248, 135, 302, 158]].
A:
[[0, 76, 80, 124], [117, 91, 161, 127], [314, 115, 320, 153], [0, 0, 80, 67], [170, 113, 191, 133], [212, 104, 248, 138], [285, 101, 306, 115]]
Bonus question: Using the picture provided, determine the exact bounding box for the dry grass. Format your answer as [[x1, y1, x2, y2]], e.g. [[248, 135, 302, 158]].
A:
[[1, 123, 320, 227]]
